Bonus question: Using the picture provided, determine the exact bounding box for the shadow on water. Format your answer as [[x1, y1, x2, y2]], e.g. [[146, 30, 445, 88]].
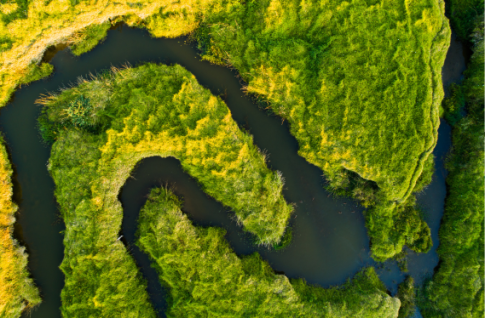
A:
[[0, 23, 466, 317]]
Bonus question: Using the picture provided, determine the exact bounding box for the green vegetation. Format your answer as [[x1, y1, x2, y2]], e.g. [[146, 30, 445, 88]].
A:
[[41, 63, 296, 316], [19, 62, 53, 86], [273, 227, 293, 250], [41, 63, 292, 245], [69, 22, 112, 56], [447, 0, 484, 41], [137, 186, 401, 317], [190, 0, 450, 261], [0, 136, 41, 317], [397, 277, 416, 318], [419, 17, 484, 318], [1, 0, 451, 262]]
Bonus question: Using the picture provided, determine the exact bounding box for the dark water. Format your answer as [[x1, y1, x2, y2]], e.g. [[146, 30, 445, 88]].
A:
[[0, 24, 466, 318]]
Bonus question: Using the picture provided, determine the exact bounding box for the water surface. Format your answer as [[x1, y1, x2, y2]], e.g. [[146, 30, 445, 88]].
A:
[[0, 23, 466, 317]]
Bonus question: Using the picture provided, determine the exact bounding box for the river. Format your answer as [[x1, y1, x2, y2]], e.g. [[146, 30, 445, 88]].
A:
[[0, 23, 468, 318]]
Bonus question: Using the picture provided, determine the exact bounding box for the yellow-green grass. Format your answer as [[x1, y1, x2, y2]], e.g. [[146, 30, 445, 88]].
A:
[[0, 135, 41, 317], [0, 0, 220, 107], [42, 63, 292, 246], [2, 0, 450, 261], [137, 186, 401, 317], [419, 18, 484, 318], [42, 63, 294, 316], [192, 0, 450, 260]]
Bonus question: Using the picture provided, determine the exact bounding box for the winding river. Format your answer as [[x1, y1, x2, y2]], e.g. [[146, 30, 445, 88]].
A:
[[0, 23, 468, 318]]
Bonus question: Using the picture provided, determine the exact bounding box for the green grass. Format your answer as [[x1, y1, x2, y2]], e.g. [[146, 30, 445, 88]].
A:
[[137, 186, 401, 317], [1, 0, 450, 262], [41, 63, 297, 316], [418, 18, 484, 318], [189, 0, 450, 261], [41, 63, 293, 246], [396, 277, 416, 318]]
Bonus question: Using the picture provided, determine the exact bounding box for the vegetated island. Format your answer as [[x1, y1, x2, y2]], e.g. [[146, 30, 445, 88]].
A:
[[1, 0, 450, 265], [137, 186, 400, 317], [39, 63, 303, 316], [0, 136, 41, 316]]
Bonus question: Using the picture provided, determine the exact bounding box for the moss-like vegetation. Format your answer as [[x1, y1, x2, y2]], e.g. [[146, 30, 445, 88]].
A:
[[137, 186, 401, 317], [41, 63, 298, 316], [419, 18, 484, 318], [1, 0, 450, 261], [273, 227, 292, 251], [0, 136, 41, 317]]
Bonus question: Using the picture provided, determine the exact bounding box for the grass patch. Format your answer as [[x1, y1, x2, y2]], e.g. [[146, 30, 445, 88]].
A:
[[0, 135, 41, 318], [137, 186, 401, 317], [69, 22, 112, 56], [40, 63, 293, 246]]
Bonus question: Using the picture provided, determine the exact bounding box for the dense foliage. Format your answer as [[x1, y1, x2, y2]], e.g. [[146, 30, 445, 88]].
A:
[[396, 277, 416, 318], [42, 63, 292, 245], [137, 186, 401, 317], [1, 0, 450, 262], [42, 63, 295, 316], [419, 18, 484, 318], [447, 0, 484, 41], [0, 136, 41, 317]]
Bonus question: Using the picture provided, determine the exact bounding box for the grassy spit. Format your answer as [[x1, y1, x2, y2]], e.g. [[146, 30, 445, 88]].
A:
[[2, 0, 451, 262], [137, 186, 401, 317], [418, 8, 484, 318], [40, 63, 296, 316], [0, 136, 41, 317]]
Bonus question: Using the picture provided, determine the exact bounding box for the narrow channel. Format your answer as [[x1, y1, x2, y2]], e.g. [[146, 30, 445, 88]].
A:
[[0, 23, 467, 318]]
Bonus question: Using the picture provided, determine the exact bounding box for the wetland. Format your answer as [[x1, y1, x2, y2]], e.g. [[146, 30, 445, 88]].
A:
[[0, 23, 470, 317]]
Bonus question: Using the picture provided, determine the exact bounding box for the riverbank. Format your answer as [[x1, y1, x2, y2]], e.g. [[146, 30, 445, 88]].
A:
[[0, 0, 451, 263], [419, 13, 484, 317], [0, 136, 40, 317], [40, 63, 297, 316], [137, 186, 400, 317]]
